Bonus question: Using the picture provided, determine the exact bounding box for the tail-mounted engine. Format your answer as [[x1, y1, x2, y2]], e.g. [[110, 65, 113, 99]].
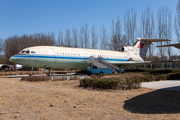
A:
[[122, 46, 139, 55]]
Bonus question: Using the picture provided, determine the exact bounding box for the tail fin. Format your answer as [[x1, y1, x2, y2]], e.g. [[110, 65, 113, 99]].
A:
[[122, 38, 171, 60], [133, 40, 150, 59], [134, 38, 171, 59]]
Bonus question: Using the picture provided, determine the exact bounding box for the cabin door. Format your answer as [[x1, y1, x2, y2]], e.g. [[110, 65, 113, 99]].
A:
[[49, 48, 55, 55], [47, 48, 56, 68]]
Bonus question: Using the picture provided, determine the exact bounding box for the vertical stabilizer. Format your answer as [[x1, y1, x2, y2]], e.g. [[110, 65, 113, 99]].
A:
[[133, 39, 150, 59], [122, 38, 170, 60], [135, 38, 171, 60]]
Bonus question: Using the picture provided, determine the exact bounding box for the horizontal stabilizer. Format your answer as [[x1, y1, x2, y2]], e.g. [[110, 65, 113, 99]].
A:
[[136, 38, 171, 42], [156, 43, 180, 49], [133, 38, 171, 46]]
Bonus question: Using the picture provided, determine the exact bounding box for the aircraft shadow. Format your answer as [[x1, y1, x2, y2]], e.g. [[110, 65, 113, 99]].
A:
[[123, 88, 180, 114]]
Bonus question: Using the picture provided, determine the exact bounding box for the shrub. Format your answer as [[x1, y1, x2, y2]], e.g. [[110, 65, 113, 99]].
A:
[[80, 77, 140, 90], [167, 73, 180, 80], [156, 74, 168, 80]]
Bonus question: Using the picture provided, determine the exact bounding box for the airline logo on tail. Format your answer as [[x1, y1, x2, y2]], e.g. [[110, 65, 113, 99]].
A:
[[137, 43, 145, 49]]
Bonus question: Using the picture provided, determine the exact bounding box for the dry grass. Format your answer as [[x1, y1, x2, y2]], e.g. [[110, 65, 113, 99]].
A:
[[0, 77, 180, 120], [21, 76, 50, 82]]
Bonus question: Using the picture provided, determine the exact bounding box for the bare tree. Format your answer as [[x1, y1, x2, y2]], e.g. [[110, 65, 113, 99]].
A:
[[116, 17, 123, 51], [0, 38, 3, 54], [157, 7, 172, 69], [121, 35, 128, 48], [72, 28, 78, 48], [91, 26, 98, 49], [174, 0, 180, 43], [57, 31, 64, 46], [4, 36, 20, 65], [0, 38, 4, 63], [65, 29, 71, 47], [158, 7, 166, 61], [3, 33, 56, 65], [78, 24, 89, 48], [100, 25, 108, 50], [166, 10, 172, 61], [110, 19, 115, 50], [124, 8, 136, 46], [79, 26, 84, 48], [47, 32, 56, 45], [84, 24, 89, 48], [111, 17, 123, 51], [157, 7, 172, 61], [141, 7, 155, 38], [141, 6, 155, 69]]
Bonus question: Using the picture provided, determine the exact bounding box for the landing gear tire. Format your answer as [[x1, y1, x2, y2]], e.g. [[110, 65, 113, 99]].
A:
[[100, 72, 104, 76], [87, 71, 91, 76]]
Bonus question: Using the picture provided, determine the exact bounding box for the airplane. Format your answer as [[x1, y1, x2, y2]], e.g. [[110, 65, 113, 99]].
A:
[[9, 38, 170, 75], [8, 64, 23, 70], [0, 64, 22, 70], [0, 64, 8, 70]]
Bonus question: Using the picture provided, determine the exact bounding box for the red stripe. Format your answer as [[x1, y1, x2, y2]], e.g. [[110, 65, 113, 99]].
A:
[[137, 43, 145, 49]]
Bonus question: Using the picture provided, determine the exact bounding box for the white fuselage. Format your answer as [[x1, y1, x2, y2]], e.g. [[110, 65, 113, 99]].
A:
[[10, 46, 144, 69]]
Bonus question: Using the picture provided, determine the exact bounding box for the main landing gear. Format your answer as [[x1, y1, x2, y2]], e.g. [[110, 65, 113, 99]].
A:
[[45, 68, 52, 76]]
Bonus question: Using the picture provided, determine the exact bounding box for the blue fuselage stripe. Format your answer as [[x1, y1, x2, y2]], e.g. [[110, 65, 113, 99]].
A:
[[13, 55, 129, 61]]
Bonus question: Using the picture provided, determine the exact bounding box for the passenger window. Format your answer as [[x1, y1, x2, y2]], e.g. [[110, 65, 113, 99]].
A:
[[26, 51, 30, 54], [21, 50, 26, 54], [31, 51, 36, 54]]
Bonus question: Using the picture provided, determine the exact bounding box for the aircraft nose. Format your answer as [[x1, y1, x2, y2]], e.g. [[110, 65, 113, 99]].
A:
[[9, 57, 12, 62], [9, 56, 16, 63]]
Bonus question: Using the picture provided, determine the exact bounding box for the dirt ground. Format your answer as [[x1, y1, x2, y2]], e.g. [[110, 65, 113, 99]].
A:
[[0, 77, 180, 120]]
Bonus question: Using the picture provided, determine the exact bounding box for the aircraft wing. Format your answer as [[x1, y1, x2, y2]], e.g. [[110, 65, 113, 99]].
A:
[[173, 59, 180, 62], [156, 43, 180, 49], [115, 60, 177, 68]]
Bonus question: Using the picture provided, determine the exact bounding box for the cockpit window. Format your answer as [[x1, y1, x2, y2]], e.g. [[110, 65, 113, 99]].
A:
[[20, 50, 26, 54], [25, 51, 30, 54], [31, 51, 36, 54]]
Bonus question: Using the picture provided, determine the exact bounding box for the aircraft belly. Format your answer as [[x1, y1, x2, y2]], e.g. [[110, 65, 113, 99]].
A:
[[54, 59, 88, 69], [16, 57, 54, 68], [36, 58, 55, 68]]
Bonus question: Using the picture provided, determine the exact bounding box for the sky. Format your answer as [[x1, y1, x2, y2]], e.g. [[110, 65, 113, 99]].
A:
[[0, 0, 179, 43]]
